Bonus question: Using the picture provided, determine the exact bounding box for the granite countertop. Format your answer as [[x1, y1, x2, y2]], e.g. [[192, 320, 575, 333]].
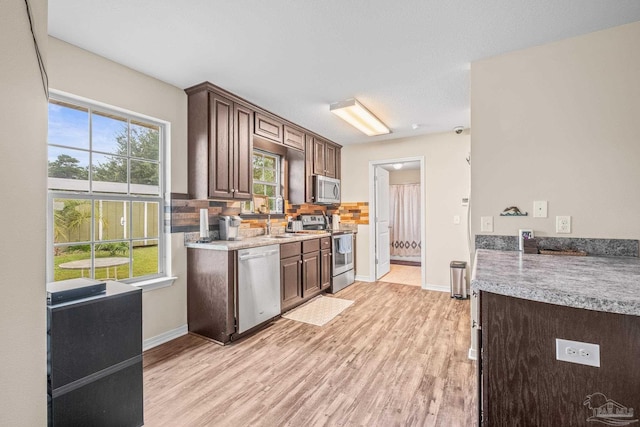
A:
[[185, 232, 333, 251], [471, 249, 640, 316]]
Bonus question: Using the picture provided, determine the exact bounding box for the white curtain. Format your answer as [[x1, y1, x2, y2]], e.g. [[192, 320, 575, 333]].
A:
[[389, 184, 421, 257]]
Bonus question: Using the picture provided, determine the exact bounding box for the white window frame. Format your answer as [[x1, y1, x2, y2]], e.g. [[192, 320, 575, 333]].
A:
[[46, 91, 175, 290], [252, 149, 281, 211]]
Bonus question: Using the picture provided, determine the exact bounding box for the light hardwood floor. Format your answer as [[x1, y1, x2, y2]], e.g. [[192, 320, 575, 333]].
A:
[[380, 264, 422, 287], [143, 281, 477, 426]]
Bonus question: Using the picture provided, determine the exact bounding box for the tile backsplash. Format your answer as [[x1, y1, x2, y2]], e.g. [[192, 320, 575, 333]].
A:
[[168, 193, 369, 237]]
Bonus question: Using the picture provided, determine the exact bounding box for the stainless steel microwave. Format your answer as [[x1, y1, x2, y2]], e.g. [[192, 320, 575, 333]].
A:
[[313, 175, 341, 204]]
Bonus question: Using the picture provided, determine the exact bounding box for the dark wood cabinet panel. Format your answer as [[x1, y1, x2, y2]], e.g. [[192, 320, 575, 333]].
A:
[[187, 248, 235, 344], [481, 292, 640, 426], [320, 248, 331, 291], [312, 137, 326, 176], [325, 143, 338, 178], [233, 103, 253, 199], [254, 112, 284, 143], [208, 92, 234, 199], [284, 125, 305, 151], [280, 256, 303, 311], [302, 251, 321, 297]]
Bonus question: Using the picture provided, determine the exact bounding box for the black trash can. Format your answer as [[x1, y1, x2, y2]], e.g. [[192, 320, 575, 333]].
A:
[[450, 261, 468, 299]]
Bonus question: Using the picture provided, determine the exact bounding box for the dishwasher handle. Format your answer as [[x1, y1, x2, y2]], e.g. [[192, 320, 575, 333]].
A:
[[238, 249, 279, 261]]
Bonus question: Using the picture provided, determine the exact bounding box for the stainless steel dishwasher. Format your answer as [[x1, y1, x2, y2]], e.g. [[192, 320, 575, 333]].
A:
[[237, 244, 281, 334]]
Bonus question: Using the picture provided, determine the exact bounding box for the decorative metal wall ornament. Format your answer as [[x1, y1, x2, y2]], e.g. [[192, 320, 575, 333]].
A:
[[500, 206, 528, 216]]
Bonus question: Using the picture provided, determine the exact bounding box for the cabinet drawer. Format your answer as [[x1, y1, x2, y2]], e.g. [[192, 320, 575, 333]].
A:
[[302, 238, 320, 254], [320, 237, 331, 250], [284, 125, 305, 150], [280, 241, 302, 259], [254, 112, 284, 143]]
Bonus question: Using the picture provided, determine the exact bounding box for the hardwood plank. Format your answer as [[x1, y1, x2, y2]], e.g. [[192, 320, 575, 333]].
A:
[[144, 281, 477, 426]]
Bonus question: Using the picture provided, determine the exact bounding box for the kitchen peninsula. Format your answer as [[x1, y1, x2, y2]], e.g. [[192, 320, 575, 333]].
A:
[[472, 249, 640, 426]]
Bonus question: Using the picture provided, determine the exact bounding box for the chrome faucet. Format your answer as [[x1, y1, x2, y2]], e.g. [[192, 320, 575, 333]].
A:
[[266, 214, 271, 236]]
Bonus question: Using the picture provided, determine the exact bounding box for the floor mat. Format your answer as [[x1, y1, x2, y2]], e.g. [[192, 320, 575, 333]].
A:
[[282, 295, 354, 326]]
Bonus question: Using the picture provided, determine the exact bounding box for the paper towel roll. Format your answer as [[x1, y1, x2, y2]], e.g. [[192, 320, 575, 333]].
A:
[[200, 209, 210, 239]]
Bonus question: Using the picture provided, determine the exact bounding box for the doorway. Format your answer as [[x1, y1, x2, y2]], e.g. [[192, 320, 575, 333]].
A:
[[369, 157, 425, 288]]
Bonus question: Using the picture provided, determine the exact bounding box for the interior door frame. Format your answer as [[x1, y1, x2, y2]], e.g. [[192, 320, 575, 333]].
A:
[[368, 156, 426, 288]]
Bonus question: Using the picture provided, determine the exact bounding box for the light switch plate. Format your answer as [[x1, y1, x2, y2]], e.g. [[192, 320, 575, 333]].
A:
[[556, 338, 600, 367], [533, 201, 548, 218], [481, 216, 493, 232]]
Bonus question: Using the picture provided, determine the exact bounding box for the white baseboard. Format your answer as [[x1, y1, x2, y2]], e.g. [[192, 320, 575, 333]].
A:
[[355, 275, 375, 282], [422, 283, 449, 293], [143, 324, 188, 351]]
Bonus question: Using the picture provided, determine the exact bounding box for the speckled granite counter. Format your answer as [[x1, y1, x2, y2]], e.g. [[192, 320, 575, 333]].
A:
[[471, 249, 640, 316], [185, 232, 332, 251]]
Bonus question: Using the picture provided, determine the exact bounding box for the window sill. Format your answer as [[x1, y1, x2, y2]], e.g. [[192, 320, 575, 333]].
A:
[[131, 276, 177, 292]]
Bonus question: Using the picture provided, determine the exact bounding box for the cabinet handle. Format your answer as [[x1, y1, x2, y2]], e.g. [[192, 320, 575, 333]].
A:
[[299, 260, 303, 264], [231, 188, 235, 193]]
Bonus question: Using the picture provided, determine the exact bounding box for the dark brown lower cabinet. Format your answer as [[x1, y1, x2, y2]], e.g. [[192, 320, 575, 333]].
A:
[[320, 237, 331, 291], [480, 291, 640, 426], [280, 238, 326, 312]]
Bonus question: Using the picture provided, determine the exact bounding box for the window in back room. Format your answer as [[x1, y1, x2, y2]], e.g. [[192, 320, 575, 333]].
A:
[[47, 95, 166, 284], [252, 149, 281, 212]]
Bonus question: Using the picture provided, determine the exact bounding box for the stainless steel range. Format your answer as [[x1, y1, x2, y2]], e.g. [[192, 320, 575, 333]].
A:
[[329, 232, 355, 293], [294, 215, 355, 293]]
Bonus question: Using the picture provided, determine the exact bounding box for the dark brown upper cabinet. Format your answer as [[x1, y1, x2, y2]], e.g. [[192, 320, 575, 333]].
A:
[[254, 112, 284, 143], [187, 86, 253, 200], [283, 125, 305, 151], [309, 136, 340, 179]]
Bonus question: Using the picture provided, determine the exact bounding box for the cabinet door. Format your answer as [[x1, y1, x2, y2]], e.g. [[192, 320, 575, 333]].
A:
[[320, 248, 331, 290], [233, 103, 253, 199], [281, 256, 302, 311], [324, 143, 338, 178], [284, 125, 305, 151], [302, 251, 321, 297], [312, 137, 326, 176], [208, 92, 234, 199], [305, 136, 315, 203], [254, 112, 284, 143]]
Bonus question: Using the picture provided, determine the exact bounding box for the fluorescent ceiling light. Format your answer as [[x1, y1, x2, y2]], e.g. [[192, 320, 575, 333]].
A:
[[330, 98, 390, 136], [393, 163, 403, 170]]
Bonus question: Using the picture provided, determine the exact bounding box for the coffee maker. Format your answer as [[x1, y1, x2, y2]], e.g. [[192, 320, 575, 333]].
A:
[[219, 215, 242, 240]]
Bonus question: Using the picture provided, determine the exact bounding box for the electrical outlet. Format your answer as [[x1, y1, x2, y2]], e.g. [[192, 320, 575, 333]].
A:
[[481, 216, 493, 232], [556, 215, 571, 233], [556, 338, 600, 367], [533, 201, 548, 218]]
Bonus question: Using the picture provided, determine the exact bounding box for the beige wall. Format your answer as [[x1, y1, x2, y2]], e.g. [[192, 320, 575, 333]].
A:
[[0, 1, 48, 425], [389, 168, 420, 185], [342, 132, 471, 287], [48, 37, 189, 341], [471, 22, 640, 241]]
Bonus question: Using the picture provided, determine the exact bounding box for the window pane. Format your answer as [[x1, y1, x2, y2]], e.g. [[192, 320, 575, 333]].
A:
[[263, 156, 275, 169], [48, 147, 90, 191], [94, 200, 128, 241], [92, 111, 128, 154], [253, 167, 263, 181], [268, 198, 276, 212], [92, 153, 128, 193], [53, 199, 92, 244], [265, 185, 275, 197], [48, 100, 89, 149], [130, 121, 159, 161], [132, 239, 159, 277], [95, 242, 131, 280], [130, 159, 159, 195], [253, 183, 265, 195], [54, 244, 91, 281], [131, 202, 159, 239], [263, 169, 276, 183], [253, 155, 264, 169]]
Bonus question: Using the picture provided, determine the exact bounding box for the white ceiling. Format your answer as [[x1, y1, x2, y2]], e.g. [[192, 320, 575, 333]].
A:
[[48, 1, 640, 146]]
